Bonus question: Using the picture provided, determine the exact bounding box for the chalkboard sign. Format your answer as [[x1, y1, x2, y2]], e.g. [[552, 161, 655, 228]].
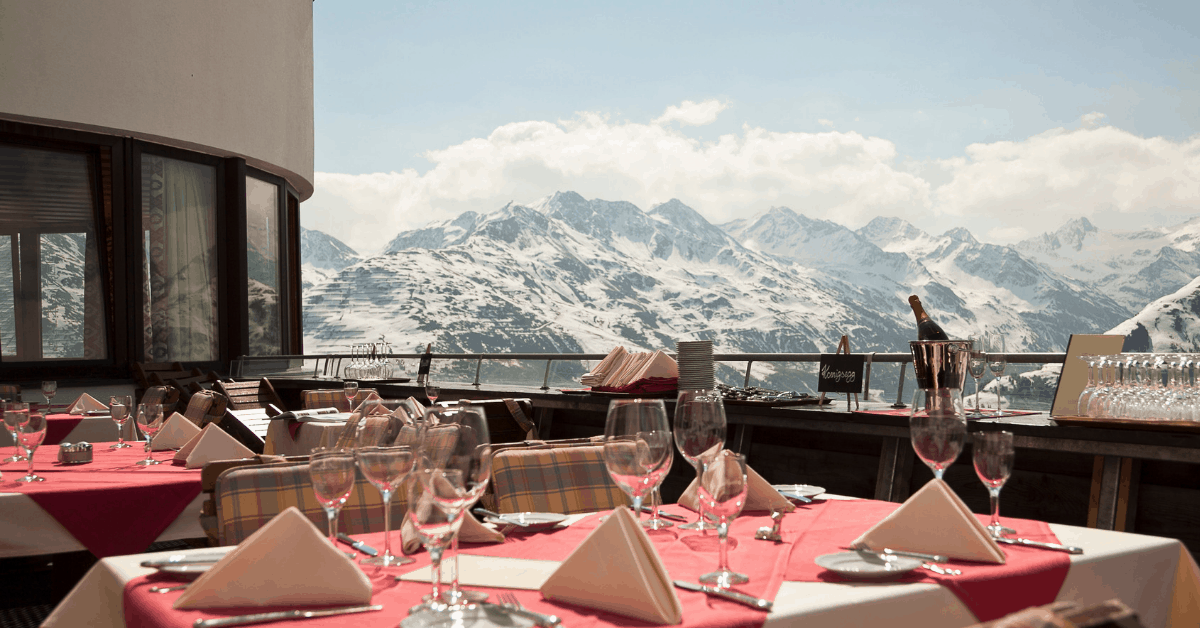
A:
[[818, 354, 865, 394], [417, 352, 432, 376]]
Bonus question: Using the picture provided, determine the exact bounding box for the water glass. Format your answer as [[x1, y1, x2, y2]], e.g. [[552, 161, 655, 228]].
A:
[[109, 395, 133, 449], [986, 333, 1007, 415], [973, 431, 1016, 538], [697, 450, 749, 588], [674, 390, 726, 531], [406, 468, 468, 611], [16, 412, 47, 482], [343, 381, 359, 411], [910, 389, 966, 480], [2, 402, 29, 463], [425, 378, 440, 405], [41, 381, 57, 407], [135, 404, 164, 466], [603, 399, 671, 522], [310, 448, 357, 546], [355, 445, 416, 566]]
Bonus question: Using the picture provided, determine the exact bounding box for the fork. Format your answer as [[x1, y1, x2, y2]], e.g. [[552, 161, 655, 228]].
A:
[[498, 592, 562, 627], [149, 584, 189, 594]]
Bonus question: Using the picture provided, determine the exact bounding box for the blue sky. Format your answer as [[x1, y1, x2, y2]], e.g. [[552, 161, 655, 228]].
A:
[[308, 1, 1200, 253]]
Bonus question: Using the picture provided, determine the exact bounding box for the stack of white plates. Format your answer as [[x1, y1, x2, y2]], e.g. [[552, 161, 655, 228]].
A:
[[676, 340, 715, 391]]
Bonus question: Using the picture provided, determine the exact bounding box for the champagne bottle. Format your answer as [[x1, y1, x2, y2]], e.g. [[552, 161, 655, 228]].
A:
[[908, 295, 949, 341]]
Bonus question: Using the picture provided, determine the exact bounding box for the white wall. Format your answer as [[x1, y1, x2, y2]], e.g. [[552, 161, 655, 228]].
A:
[[0, 0, 314, 199]]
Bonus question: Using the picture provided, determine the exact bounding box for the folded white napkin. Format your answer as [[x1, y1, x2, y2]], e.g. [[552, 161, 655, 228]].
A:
[[852, 478, 1006, 564], [174, 507, 371, 609], [172, 423, 254, 468], [678, 456, 794, 514], [540, 506, 682, 625], [67, 393, 107, 415], [151, 413, 202, 450]]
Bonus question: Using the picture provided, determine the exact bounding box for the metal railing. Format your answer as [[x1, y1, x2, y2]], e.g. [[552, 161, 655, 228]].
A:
[[233, 351, 1067, 407]]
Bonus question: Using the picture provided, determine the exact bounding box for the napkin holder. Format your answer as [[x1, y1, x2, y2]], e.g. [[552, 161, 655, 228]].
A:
[[57, 442, 93, 464]]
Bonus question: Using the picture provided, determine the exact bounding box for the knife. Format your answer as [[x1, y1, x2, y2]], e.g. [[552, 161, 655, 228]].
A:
[[847, 545, 947, 563], [640, 507, 688, 522], [336, 533, 378, 557], [140, 553, 230, 568], [672, 580, 773, 611], [994, 537, 1084, 554], [779, 491, 813, 504], [192, 604, 383, 628]]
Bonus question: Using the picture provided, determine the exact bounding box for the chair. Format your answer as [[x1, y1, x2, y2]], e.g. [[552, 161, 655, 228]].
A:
[[139, 385, 181, 416], [0, 384, 21, 402], [180, 389, 228, 427], [213, 460, 408, 545], [490, 443, 628, 514], [215, 379, 286, 413], [439, 398, 537, 443], [301, 388, 380, 412]]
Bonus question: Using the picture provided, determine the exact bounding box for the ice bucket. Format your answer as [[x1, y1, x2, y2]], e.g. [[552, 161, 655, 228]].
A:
[[909, 340, 972, 390]]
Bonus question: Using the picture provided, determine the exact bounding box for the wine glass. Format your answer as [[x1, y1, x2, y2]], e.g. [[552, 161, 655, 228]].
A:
[[16, 412, 48, 482], [406, 468, 468, 612], [986, 332, 1007, 416], [967, 334, 987, 417], [41, 381, 57, 409], [674, 390, 727, 530], [697, 450, 749, 588], [310, 448, 357, 547], [973, 431, 1016, 538], [2, 403, 29, 463], [135, 404, 164, 466], [422, 405, 491, 607], [343, 380, 359, 411], [355, 445, 416, 566], [640, 434, 675, 530], [603, 399, 672, 523], [109, 395, 133, 449], [909, 389, 966, 480], [425, 377, 440, 406]]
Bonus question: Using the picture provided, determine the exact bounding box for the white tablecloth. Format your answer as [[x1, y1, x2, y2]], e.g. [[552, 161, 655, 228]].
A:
[[263, 418, 344, 456], [44, 519, 1200, 628]]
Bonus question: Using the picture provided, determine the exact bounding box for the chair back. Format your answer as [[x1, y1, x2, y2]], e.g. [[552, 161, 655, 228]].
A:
[[215, 379, 286, 412], [491, 444, 628, 514], [439, 398, 537, 443], [214, 460, 407, 545], [181, 389, 228, 427], [0, 384, 21, 402], [301, 388, 380, 412], [139, 385, 181, 415]]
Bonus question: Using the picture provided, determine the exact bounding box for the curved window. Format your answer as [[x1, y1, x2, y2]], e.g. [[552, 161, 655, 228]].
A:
[[247, 175, 282, 355]]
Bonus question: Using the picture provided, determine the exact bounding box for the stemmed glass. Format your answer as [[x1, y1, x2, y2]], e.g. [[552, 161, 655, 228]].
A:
[[343, 380, 359, 411], [640, 435, 675, 530], [2, 403, 29, 463], [967, 334, 987, 417], [603, 399, 672, 523], [909, 389, 967, 480], [674, 390, 726, 530], [109, 395, 133, 449], [1076, 355, 1099, 417], [407, 468, 468, 611], [697, 450, 749, 588], [15, 412, 47, 482], [355, 445, 416, 566], [986, 333, 1007, 416], [973, 431, 1016, 538], [134, 404, 164, 466], [41, 381, 57, 410], [422, 405, 491, 607], [310, 448, 357, 547], [425, 377, 440, 406]]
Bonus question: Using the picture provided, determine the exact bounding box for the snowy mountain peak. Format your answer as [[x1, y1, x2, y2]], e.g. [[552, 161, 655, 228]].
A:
[[943, 227, 978, 245], [300, 227, 360, 271], [856, 216, 936, 254]]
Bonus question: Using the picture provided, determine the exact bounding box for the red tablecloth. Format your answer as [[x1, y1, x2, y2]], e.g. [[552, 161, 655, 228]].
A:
[[123, 499, 1070, 628], [2, 445, 202, 558], [45, 413, 85, 445]]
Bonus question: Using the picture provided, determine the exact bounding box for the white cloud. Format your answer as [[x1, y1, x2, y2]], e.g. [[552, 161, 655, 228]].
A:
[[652, 99, 728, 126], [1081, 111, 1106, 127], [818, 119, 834, 128]]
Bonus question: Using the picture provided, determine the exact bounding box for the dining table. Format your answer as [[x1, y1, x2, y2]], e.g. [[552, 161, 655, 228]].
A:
[[43, 494, 1200, 628], [42, 411, 140, 446], [0, 444, 206, 559]]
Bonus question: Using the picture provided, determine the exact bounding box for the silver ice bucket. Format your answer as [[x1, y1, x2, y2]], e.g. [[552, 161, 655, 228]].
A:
[[909, 340, 972, 390]]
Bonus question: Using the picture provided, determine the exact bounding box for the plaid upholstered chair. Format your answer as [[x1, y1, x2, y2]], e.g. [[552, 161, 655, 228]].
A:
[[490, 444, 628, 515], [213, 461, 408, 545], [301, 388, 380, 412], [180, 390, 228, 427]]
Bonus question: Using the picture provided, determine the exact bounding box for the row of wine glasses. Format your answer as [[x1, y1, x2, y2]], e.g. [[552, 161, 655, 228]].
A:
[[1077, 353, 1200, 421], [967, 332, 1007, 416], [1, 403, 47, 482], [344, 343, 398, 380]]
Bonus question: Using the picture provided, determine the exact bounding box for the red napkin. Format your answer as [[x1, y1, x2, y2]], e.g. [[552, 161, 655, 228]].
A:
[[593, 377, 679, 394]]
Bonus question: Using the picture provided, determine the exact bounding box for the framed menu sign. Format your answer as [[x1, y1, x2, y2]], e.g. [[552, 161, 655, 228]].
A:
[[417, 352, 433, 377], [818, 354, 865, 394], [1050, 334, 1124, 417]]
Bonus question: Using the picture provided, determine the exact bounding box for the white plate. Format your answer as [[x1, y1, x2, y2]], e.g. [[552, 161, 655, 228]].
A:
[[402, 604, 537, 628], [772, 484, 825, 498], [156, 563, 214, 577], [814, 552, 922, 579], [485, 512, 569, 530]]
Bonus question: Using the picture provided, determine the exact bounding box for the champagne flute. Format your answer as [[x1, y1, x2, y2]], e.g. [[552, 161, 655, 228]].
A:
[[407, 468, 468, 612], [15, 412, 47, 482], [973, 431, 1016, 538], [355, 445, 416, 566], [134, 403, 164, 466], [109, 395, 133, 449], [909, 389, 966, 480], [2, 403, 28, 463], [967, 334, 986, 417], [422, 405, 491, 607], [310, 448, 357, 547], [343, 380, 359, 412], [697, 450, 749, 588], [986, 332, 1007, 416], [41, 381, 57, 409], [425, 377, 440, 406], [674, 390, 727, 531], [603, 399, 671, 523]]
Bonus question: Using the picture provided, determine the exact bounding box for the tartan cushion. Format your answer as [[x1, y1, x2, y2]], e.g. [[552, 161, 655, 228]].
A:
[[182, 392, 215, 426], [301, 389, 380, 412], [491, 445, 629, 514], [214, 461, 408, 545]]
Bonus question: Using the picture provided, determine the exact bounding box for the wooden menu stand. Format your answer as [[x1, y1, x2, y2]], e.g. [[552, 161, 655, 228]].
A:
[[818, 335, 860, 411]]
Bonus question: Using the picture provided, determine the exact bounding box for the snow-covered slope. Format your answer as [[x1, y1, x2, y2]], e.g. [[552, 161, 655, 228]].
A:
[[1106, 275, 1200, 352]]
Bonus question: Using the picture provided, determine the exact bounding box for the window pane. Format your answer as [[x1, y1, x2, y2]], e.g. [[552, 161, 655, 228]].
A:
[[246, 176, 281, 355], [142, 155, 218, 362], [0, 144, 108, 361]]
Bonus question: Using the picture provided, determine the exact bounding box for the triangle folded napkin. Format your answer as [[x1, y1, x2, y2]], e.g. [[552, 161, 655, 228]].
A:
[[852, 478, 1006, 564], [400, 511, 504, 555], [151, 413, 202, 450], [172, 423, 255, 468], [677, 457, 793, 514], [67, 393, 107, 415], [174, 507, 371, 609], [540, 506, 682, 625]]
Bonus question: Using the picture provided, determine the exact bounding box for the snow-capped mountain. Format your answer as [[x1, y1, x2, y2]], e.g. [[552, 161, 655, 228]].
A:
[[302, 227, 360, 272], [1106, 275, 1200, 352]]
